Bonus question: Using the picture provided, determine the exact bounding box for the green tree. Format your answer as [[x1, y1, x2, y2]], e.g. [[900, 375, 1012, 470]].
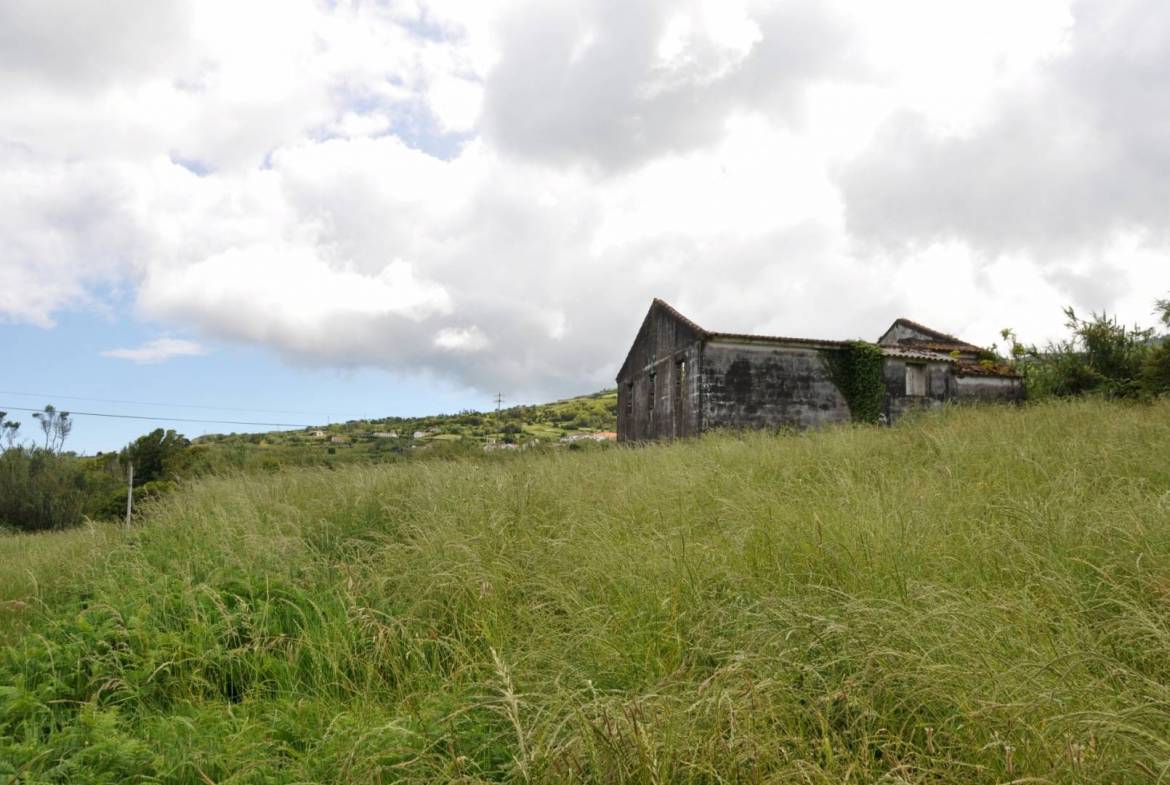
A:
[[120, 429, 191, 485], [31, 405, 72, 452], [1142, 297, 1170, 395]]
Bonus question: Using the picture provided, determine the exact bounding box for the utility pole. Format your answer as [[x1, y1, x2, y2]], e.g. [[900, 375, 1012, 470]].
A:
[[494, 392, 504, 412], [125, 463, 134, 528]]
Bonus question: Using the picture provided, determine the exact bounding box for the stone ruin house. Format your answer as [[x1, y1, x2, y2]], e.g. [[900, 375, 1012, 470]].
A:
[[616, 299, 1024, 442]]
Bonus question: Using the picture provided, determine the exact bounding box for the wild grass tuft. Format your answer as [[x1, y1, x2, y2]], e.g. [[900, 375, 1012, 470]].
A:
[[2, 398, 1170, 782]]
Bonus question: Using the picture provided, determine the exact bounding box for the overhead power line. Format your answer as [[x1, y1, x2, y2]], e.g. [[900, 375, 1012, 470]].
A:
[[0, 390, 331, 418], [0, 405, 312, 429]]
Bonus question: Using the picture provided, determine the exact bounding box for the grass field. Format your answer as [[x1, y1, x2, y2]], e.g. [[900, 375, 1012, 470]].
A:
[[2, 399, 1169, 783]]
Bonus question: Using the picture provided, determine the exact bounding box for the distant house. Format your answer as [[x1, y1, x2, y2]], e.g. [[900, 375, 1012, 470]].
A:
[[412, 430, 432, 440], [330, 435, 349, 444], [616, 299, 1023, 442], [309, 430, 326, 439], [372, 431, 398, 439]]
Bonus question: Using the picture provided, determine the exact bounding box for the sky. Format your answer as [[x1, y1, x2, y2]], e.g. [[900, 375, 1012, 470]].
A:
[[3, 0, 1170, 454]]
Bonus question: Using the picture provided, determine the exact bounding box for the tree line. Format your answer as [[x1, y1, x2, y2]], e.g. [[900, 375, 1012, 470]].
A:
[[0, 408, 192, 532]]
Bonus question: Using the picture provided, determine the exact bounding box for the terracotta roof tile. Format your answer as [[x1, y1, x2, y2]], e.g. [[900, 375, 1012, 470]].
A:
[[955, 361, 1021, 378]]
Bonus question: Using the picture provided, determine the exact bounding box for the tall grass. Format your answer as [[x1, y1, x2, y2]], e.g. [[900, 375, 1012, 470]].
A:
[[2, 399, 1170, 783]]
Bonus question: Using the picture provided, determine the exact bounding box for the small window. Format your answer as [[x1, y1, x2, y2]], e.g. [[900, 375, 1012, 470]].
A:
[[648, 373, 656, 414], [675, 360, 686, 406], [625, 383, 633, 416], [905, 364, 927, 396]]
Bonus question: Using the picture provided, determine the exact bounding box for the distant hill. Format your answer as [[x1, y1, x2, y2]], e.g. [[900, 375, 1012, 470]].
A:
[[190, 389, 618, 469]]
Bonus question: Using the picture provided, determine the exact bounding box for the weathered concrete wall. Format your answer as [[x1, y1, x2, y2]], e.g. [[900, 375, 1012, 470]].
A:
[[952, 374, 1026, 403], [882, 360, 1024, 421], [618, 302, 1025, 442], [700, 341, 850, 430], [881, 359, 953, 422], [617, 305, 704, 442]]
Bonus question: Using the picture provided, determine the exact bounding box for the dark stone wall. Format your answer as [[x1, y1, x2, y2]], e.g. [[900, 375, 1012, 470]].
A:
[[616, 305, 704, 441], [617, 304, 1026, 442], [882, 359, 1024, 421], [881, 358, 952, 422], [700, 341, 850, 430]]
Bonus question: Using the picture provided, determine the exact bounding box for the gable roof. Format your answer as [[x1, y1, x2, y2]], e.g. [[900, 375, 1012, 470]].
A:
[[619, 300, 1020, 379], [615, 299, 707, 381], [886, 317, 964, 343], [617, 299, 851, 381], [878, 317, 985, 354], [655, 299, 849, 349]]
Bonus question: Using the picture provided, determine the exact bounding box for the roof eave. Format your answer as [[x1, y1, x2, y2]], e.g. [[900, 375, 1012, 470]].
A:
[[706, 332, 848, 351]]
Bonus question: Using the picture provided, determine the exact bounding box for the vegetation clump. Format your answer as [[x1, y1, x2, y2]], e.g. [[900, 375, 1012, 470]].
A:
[[1008, 300, 1170, 399], [821, 340, 886, 423], [0, 408, 124, 531], [3, 400, 1169, 782]]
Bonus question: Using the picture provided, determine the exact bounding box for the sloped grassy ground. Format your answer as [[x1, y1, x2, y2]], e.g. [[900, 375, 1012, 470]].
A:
[[2, 399, 1170, 783]]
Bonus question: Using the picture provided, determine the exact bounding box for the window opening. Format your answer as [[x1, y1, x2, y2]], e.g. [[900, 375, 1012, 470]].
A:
[[905, 364, 927, 396]]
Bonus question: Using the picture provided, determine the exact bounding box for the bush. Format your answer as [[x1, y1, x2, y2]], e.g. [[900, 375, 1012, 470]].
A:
[[0, 449, 95, 531], [120, 429, 190, 485], [1142, 341, 1170, 395], [1020, 307, 1164, 400]]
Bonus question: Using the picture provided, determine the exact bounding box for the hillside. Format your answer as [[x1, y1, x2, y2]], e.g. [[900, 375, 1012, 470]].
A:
[[3, 399, 1170, 782], [189, 389, 618, 469]]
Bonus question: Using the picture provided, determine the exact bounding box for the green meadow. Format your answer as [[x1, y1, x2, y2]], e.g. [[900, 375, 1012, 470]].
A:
[[2, 398, 1169, 783]]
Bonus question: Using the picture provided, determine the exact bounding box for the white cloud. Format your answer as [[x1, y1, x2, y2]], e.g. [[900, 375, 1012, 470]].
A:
[[836, 0, 1170, 259], [479, 0, 849, 172], [101, 337, 208, 364], [428, 75, 483, 133], [435, 326, 490, 351], [2, 0, 1169, 401]]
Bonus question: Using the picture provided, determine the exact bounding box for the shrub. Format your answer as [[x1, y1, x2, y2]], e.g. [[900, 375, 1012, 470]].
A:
[[1141, 341, 1170, 395], [0, 449, 92, 531], [119, 429, 190, 485], [1023, 308, 1155, 399]]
